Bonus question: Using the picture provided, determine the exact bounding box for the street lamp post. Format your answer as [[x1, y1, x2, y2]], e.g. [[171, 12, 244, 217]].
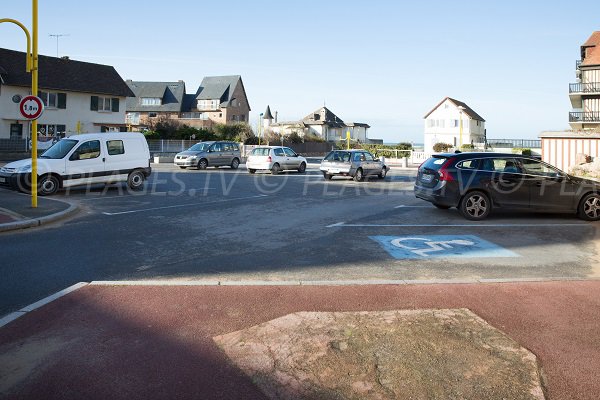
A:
[[258, 113, 263, 145], [0, 0, 39, 207]]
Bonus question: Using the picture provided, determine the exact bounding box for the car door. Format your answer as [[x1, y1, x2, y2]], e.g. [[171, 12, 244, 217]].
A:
[[283, 147, 300, 169], [221, 142, 235, 166], [64, 140, 105, 187], [482, 157, 529, 208], [362, 151, 378, 175], [520, 158, 577, 211], [272, 147, 286, 168], [208, 142, 223, 166]]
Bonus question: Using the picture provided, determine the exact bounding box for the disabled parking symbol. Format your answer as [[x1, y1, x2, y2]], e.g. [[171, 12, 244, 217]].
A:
[[370, 235, 518, 259]]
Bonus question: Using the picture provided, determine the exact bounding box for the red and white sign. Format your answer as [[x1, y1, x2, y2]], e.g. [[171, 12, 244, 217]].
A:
[[19, 95, 45, 120]]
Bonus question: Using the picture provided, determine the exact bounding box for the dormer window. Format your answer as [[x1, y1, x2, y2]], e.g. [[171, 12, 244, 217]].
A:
[[141, 97, 161, 106], [314, 113, 320, 121]]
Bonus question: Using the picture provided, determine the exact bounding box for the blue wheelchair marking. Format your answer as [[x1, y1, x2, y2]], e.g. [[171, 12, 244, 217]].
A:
[[370, 235, 518, 259]]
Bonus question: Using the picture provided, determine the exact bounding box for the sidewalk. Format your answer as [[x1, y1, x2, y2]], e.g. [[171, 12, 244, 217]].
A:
[[1, 280, 599, 399], [0, 188, 78, 232]]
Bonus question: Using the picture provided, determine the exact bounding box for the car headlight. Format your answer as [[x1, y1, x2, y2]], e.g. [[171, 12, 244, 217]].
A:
[[17, 164, 32, 173], [188, 155, 198, 160]]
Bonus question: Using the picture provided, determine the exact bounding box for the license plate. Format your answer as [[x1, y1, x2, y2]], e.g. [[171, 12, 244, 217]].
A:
[[0, 177, 6, 183], [421, 174, 433, 183]]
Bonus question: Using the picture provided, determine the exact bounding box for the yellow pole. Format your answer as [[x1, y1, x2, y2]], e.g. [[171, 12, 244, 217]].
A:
[[346, 130, 350, 150], [0, 19, 32, 72], [31, 0, 39, 207]]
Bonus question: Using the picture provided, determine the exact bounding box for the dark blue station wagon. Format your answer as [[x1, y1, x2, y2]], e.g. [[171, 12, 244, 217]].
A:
[[414, 152, 600, 221]]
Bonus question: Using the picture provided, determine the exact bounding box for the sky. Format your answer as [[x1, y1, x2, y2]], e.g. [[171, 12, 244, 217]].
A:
[[1, 0, 599, 143]]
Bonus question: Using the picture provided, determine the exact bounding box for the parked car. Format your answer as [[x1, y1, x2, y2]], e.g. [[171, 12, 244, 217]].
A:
[[0, 132, 151, 195], [246, 146, 307, 174], [414, 152, 600, 221], [174, 141, 241, 170], [320, 149, 388, 181]]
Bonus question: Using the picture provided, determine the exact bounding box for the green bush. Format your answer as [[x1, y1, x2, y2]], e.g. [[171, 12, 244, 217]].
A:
[[512, 148, 532, 156], [433, 142, 453, 152], [460, 144, 475, 151]]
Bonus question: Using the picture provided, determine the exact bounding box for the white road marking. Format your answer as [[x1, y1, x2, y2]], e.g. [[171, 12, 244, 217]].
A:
[[102, 194, 269, 216], [327, 222, 588, 228], [394, 205, 432, 208]]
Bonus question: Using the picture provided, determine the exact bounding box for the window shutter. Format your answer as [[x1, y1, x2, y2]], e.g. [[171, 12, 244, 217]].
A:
[[90, 96, 99, 111], [57, 93, 67, 109], [111, 98, 119, 112]]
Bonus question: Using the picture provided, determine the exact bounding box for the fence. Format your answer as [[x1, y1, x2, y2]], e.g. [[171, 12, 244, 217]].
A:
[[0, 139, 29, 152], [487, 139, 541, 148]]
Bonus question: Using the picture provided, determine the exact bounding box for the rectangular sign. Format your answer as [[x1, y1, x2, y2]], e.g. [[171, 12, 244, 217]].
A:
[[370, 235, 518, 259]]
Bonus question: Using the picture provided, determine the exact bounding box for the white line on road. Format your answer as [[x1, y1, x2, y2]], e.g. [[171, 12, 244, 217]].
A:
[[326, 222, 588, 228], [102, 194, 269, 216], [394, 205, 432, 208]]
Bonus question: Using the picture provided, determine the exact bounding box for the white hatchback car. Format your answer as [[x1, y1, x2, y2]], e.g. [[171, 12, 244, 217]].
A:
[[246, 146, 307, 174]]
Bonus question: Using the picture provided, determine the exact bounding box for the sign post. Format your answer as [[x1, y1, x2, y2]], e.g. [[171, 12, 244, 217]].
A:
[[19, 94, 43, 206]]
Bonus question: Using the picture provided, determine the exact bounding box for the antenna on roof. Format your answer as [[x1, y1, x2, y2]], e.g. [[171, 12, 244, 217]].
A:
[[49, 33, 70, 58]]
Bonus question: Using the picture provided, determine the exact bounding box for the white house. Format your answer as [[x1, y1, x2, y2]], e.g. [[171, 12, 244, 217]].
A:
[[263, 105, 370, 142], [0, 48, 133, 146], [423, 97, 486, 153]]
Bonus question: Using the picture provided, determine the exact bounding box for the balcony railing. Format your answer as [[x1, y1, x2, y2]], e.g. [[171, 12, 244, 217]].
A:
[[569, 112, 600, 123], [569, 82, 600, 93]]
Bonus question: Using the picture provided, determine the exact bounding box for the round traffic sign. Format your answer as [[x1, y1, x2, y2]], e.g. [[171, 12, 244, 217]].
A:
[[19, 95, 45, 120]]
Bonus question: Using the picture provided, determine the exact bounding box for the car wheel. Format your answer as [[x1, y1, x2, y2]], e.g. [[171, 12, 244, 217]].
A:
[[197, 159, 208, 170], [179, 166, 187, 169], [378, 167, 387, 179], [298, 162, 306, 173], [353, 168, 364, 182], [38, 174, 60, 196], [578, 193, 600, 221], [271, 163, 281, 175], [231, 158, 240, 170], [323, 172, 333, 180], [248, 169, 256, 174], [433, 203, 451, 210], [459, 191, 491, 220], [127, 170, 145, 190]]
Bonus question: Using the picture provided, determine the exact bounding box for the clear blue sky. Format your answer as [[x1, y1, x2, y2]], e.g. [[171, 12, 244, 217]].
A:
[[2, 1, 599, 143]]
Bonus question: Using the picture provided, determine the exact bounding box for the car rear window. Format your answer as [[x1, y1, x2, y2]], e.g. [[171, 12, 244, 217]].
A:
[[324, 151, 351, 162], [421, 156, 450, 171], [251, 148, 270, 156]]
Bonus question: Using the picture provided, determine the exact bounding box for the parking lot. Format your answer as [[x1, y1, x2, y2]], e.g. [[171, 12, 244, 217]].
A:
[[1, 162, 599, 314]]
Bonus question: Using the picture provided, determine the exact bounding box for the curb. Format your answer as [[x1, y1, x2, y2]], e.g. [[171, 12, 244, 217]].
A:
[[0, 201, 79, 233], [2, 277, 599, 329], [0, 282, 88, 328]]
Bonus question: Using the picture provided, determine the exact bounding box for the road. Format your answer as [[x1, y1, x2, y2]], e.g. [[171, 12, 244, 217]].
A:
[[1, 163, 599, 315]]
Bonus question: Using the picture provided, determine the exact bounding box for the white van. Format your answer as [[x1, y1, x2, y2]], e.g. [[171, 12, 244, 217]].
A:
[[0, 132, 151, 195]]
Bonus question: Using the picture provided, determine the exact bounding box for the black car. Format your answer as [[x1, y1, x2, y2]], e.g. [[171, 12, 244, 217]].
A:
[[414, 152, 600, 221]]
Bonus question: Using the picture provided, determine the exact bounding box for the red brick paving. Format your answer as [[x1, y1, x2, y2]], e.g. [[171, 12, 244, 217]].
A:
[[1, 281, 599, 399]]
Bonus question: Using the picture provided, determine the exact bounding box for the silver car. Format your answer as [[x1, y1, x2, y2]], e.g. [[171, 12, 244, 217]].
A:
[[174, 141, 241, 170], [246, 146, 307, 174], [320, 149, 388, 181]]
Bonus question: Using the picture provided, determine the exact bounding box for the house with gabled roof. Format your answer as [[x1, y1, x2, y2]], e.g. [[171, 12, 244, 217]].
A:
[[125, 75, 250, 129], [263, 106, 371, 142], [125, 80, 186, 126], [423, 97, 486, 152], [0, 47, 133, 142]]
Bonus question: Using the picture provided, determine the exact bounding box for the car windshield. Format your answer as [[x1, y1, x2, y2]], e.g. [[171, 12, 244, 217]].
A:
[[251, 148, 271, 156], [40, 139, 78, 159], [188, 143, 212, 152]]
